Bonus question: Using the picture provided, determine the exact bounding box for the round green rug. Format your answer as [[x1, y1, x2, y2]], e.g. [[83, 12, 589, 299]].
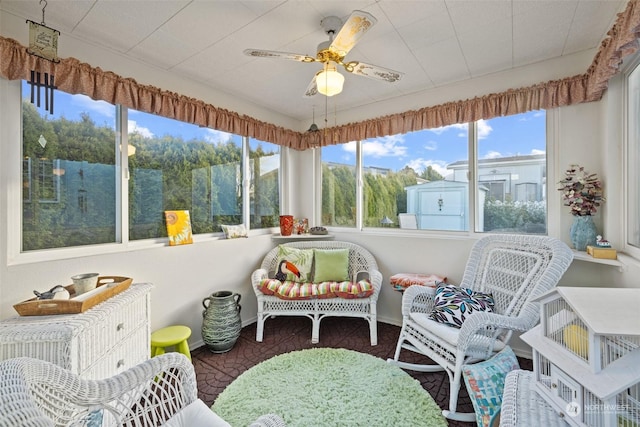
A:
[[211, 348, 447, 427]]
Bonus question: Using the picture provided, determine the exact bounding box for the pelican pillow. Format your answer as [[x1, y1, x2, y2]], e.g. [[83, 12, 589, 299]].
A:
[[275, 245, 313, 283]]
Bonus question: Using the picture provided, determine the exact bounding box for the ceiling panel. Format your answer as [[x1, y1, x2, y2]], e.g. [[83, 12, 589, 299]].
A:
[[71, 1, 190, 54]]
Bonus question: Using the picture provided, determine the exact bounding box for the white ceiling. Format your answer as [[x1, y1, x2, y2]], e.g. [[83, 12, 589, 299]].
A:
[[0, 0, 627, 126]]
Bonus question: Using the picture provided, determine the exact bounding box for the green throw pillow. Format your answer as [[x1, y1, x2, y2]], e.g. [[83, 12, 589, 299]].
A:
[[275, 246, 313, 282], [313, 248, 349, 282]]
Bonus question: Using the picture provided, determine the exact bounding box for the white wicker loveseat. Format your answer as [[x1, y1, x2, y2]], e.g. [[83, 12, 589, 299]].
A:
[[0, 353, 286, 427], [251, 241, 382, 345]]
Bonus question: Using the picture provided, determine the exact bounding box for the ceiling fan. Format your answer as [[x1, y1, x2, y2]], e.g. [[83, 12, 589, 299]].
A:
[[243, 10, 404, 97]]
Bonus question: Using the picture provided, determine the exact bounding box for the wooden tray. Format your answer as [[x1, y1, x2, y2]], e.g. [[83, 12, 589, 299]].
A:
[[13, 276, 133, 316]]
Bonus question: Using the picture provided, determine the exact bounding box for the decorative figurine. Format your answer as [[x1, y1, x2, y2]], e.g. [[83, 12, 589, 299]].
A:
[[33, 285, 70, 300], [596, 235, 611, 248]]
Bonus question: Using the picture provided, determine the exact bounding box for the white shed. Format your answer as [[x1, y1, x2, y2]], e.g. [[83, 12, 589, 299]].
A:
[[404, 181, 488, 231]]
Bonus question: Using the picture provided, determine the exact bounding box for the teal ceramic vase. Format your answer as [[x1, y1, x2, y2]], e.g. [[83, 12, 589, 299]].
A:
[[570, 215, 598, 251]]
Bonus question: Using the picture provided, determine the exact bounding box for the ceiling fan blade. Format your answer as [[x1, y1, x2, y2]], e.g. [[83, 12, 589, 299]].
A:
[[329, 10, 377, 58], [345, 61, 403, 83], [304, 74, 318, 97], [243, 49, 317, 63]]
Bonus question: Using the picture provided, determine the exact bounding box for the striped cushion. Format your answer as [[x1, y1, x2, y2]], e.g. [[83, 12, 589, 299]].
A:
[[258, 279, 373, 300], [329, 280, 374, 299]]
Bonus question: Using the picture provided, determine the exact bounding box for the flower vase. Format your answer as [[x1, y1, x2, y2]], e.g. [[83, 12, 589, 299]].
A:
[[570, 215, 598, 251], [202, 291, 242, 353], [279, 215, 294, 236]]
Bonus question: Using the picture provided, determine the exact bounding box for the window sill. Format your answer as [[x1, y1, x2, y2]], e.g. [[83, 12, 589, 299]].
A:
[[271, 233, 335, 242], [571, 250, 627, 272]]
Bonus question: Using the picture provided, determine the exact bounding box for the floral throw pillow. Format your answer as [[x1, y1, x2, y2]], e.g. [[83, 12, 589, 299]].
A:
[[429, 283, 494, 328], [220, 224, 248, 239]]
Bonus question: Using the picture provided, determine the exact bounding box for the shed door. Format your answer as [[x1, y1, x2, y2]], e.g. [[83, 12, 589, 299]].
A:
[[417, 189, 466, 231]]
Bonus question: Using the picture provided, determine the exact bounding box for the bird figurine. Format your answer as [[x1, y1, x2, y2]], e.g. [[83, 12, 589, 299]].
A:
[[275, 260, 301, 282], [33, 285, 70, 300]]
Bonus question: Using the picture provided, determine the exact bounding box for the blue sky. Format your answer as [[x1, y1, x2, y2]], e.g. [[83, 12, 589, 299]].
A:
[[25, 82, 545, 176]]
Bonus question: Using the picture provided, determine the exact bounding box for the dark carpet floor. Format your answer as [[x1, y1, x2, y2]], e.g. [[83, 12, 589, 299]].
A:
[[191, 316, 532, 426]]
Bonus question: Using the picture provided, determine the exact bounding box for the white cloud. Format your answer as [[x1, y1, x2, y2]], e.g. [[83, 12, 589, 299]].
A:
[[424, 140, 437, 151], [428, 120, 491, 139], [428, 123, 467, 135], [72, 94, 115, 119], [128, 120, 154, 138], [204, 129, 232, 144], [344, 135, 408, 158], [483, 150, 502, 159], [477, 119, 492, 139], [406, 158, 449, 177], [342, 141, 357, 154], [531, 148, 545, 155]]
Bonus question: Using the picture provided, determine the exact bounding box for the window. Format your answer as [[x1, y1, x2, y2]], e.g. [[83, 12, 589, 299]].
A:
[[22, 85, 117, 251], [322, 144, 356, 227], [127, 109, 248, 240], [477, 113, 547, 234], [627, 61, 640, 251], [249, 138, 280, 229], [20, 81, 279, 253], [322, 112, 547, 234], [361, 126, 469, 231]]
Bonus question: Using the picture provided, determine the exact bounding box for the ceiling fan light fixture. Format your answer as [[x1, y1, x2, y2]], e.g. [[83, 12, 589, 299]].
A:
[[316, 62, 344, 96]]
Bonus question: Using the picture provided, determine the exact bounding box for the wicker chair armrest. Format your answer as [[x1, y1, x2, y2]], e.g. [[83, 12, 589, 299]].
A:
[[457, 309, 536, 354], [7, 353, 197, 426], [251, 268, 269, 295], [368, 269, 383, 300], [401, 285, 436, 316]]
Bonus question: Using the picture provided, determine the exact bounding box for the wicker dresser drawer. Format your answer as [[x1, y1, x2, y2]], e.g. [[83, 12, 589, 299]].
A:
[[75, 292, 149, 374], [0, 283, 153, 379], [82, 322, 150, 379]]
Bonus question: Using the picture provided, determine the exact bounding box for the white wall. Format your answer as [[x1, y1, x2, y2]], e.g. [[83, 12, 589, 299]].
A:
[[1, 10, 638, 358]]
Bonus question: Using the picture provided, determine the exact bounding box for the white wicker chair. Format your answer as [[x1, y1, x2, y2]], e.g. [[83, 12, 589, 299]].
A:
[[0, 353, 286, 427], [251, 241, 383, 345], [388, 234, 574, 422]]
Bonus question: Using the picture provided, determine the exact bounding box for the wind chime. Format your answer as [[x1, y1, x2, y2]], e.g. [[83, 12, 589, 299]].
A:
[[26, 0, 59, 115]]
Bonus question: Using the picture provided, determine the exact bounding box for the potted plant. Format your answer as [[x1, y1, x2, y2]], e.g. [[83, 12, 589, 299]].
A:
[[557, 165, 605, 250]]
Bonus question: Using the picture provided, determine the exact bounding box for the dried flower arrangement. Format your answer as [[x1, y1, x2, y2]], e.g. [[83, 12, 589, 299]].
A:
[[557, 165, 604, 216]]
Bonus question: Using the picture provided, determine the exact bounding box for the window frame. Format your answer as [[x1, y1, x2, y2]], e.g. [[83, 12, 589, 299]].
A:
[[321, 113, 551, 237], [623, 54, 640, 260], [7, 80, 281, 265]]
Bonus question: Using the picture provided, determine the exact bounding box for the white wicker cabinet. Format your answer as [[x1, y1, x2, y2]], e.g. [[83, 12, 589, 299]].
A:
[[520, 287, 640, 427], [0, 283, 153, 379]]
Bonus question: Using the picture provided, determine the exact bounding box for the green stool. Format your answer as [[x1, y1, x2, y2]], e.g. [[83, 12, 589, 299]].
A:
[[151, 325, 192, 361]]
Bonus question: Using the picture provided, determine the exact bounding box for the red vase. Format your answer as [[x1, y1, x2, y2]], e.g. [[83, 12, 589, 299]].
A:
[[279, 215, 294, 236]]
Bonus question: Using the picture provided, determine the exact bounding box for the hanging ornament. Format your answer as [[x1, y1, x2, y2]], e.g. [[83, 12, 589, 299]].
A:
[[27, 0, 59, 63], [29, 70, 56, 114], [27, 0, 59, 115]]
